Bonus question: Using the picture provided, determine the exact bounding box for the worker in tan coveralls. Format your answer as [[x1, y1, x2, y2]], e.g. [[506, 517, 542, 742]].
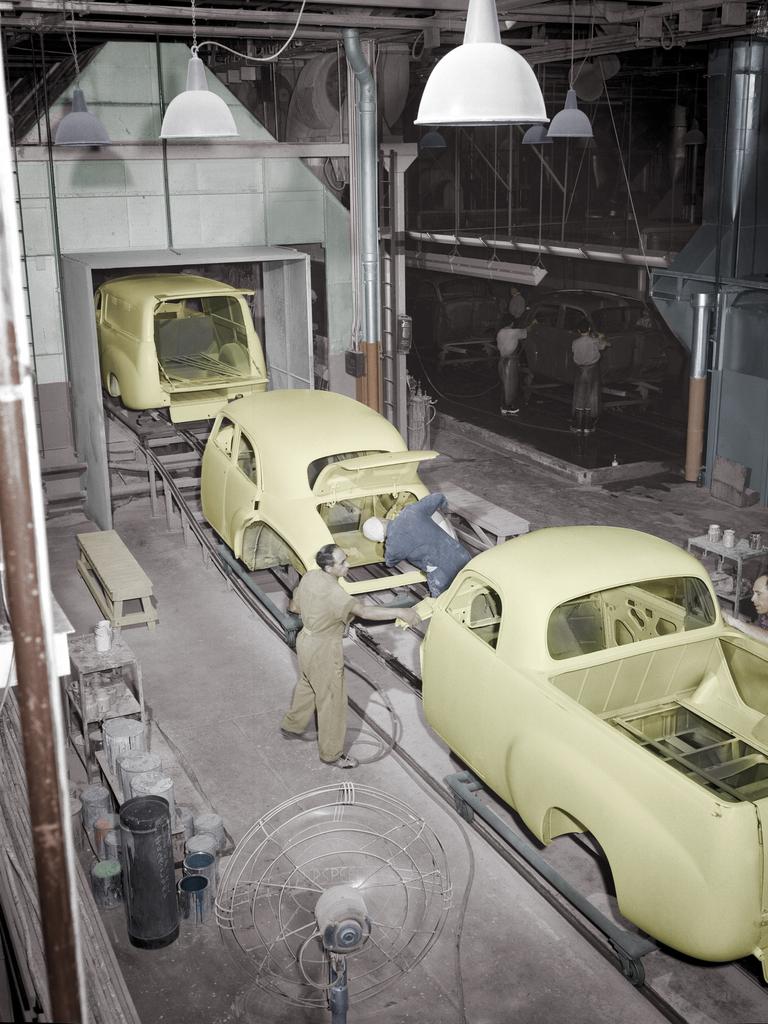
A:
[[280, 544, 420, 769]]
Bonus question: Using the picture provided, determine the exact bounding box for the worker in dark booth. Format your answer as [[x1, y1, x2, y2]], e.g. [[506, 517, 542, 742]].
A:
[[496, 286, 528, 417], [723, 575, 768, 642], [362, 492, 472, 597], [280, 544, 420, 769], [571, 321, 609, 434]]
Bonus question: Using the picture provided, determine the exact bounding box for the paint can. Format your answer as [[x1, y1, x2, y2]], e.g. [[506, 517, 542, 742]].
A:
[[90, 859, 122, 908], [193, 812, 224, 853], [723, 528, 736, 549], [94, 620, 113, 653], [69, 797, 86, 852], [117, 751, 161, 803], [104, 829, 122, 864], [183, 851, 217, 900], [131, 772, 175, 824], [750, 532, 763, 550], [707, 524, 722, 543], [80, 785, 112, 834], [177, 805, 195, 840], [103, 718, 146, 774], [186, 833, 217, 858], [94, 813, 120, 859], [178, 875, 212, 926], [120, 796, 179, 949]]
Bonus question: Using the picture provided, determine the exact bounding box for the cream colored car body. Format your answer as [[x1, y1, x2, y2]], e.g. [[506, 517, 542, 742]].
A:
[[200, 389, 437, 595], [420, 526, 768, 975], [94, 274, 268, 422]]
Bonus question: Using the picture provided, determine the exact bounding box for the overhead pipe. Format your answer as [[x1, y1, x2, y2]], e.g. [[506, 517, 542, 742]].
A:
[[343, 29, 381, 413], [685, 292, 714, 482]]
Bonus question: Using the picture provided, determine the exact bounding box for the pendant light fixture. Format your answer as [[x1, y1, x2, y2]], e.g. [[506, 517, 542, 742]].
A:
[[418, 130, 448, 152], [522, 124, 552, 145], [54, 1, 110, 146], [160, 0, 238, 139], [415, 0, 546, 126], [547, 1, 593, 140]]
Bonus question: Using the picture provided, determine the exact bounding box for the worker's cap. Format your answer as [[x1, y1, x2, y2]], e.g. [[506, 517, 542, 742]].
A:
[[362, 517, 386, 542]]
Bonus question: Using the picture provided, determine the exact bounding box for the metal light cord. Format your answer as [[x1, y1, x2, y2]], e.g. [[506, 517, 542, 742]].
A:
[[63, 0, 80, 78], [192, 0, 309, 63]]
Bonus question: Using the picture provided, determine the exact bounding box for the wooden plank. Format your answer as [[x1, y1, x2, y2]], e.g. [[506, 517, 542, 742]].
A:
[[440, 483, 530, 544]]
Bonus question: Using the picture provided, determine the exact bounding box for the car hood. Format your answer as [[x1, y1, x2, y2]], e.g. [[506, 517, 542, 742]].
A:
[[312, 450, 438, 498]]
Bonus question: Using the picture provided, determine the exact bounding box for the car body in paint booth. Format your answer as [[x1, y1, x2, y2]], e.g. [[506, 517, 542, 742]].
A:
[[417, 525, 768, 975], [519, 289, 683, 387], [94, 274, 268, 423], [200, 389, 438, 595]]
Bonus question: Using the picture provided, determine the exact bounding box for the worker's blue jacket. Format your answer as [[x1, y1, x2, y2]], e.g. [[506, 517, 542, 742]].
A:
[[385, 492, 471, 597]]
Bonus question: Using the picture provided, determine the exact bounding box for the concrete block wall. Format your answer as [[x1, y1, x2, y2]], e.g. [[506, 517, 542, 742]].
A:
[[17, 41, 353, 461]]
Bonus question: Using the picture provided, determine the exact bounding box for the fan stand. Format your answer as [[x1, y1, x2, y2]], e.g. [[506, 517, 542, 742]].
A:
[[315, 883, 371, 1024], [328, 955, 350, 1024]]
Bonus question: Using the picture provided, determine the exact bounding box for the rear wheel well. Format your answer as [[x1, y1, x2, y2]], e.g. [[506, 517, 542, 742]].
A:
[[241, 522, 305, 574], [542, 807, 588, 843]]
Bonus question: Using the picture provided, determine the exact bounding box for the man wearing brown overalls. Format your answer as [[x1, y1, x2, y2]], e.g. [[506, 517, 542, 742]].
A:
[[280, 544, 419, 768]]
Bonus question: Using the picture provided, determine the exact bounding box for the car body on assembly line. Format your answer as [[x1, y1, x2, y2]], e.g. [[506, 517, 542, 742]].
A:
[[95, 274, 268, 422], [418, 525, 768, 977], [201, 389, 438, 595], [520, 289, 683, 387]]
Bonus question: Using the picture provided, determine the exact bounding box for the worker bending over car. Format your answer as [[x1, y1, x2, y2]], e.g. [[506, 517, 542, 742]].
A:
[[280, 544, 420, 769], [362, 492, 472, 598]]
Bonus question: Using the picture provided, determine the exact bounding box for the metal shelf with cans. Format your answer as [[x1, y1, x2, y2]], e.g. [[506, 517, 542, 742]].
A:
[[63, 629, 145, 781], [687, 527, 767, 619]]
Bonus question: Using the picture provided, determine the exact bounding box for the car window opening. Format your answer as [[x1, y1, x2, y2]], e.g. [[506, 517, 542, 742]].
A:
[[446, 578, 502, 650], [547, 576, 716, 661], [154, 296, 253, 384]]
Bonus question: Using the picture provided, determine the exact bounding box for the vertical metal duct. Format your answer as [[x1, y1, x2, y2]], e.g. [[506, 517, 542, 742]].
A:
[[684, 293, 714, 482], [343, 29, 381, 412]]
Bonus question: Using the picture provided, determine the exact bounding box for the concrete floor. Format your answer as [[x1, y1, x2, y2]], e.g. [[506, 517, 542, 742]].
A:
[[47, 418, 768, 1024]]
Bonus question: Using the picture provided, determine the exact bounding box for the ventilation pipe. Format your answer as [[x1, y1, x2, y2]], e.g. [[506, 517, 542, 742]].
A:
[[685, 292, 714, 482], [343, 29, 381, 412]]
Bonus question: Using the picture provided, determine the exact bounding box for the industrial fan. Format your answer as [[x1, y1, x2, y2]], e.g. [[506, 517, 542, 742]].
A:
[[217, 783, 451, 1022]]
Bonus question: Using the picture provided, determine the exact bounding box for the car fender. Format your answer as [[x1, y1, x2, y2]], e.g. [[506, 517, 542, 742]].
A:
[[502, 730, 762, 961]]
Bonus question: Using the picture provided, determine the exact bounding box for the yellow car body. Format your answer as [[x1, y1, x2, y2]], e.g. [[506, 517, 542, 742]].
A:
[[420, 526, 768, 975], [200, 389, 438, 595], [94, 274, 268, 422]]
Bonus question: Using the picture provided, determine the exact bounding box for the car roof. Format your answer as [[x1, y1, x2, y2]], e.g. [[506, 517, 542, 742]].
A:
[[98, 274, 241, 300], [462, 526, 714, 663], [221, 390, 408, 493], [533, 290, 641, 311]]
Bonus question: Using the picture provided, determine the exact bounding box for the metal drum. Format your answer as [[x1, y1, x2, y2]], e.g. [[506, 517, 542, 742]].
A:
[[119, 796, 179, 949]]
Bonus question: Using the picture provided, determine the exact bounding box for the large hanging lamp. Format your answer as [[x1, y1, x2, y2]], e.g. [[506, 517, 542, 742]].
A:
[[55, 87, 111, 146], [547, 0, 593, 140], [547, 88, 593, 139], [54, 1, 110, 147], [160, 0, 238, 139], [414, 0, 546, 126], [160, 52, 238, 139]]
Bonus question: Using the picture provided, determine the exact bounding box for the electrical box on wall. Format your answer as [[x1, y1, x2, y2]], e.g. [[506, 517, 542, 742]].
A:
[[345, 348, 366, 377], [397, 314, 413, 354]]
